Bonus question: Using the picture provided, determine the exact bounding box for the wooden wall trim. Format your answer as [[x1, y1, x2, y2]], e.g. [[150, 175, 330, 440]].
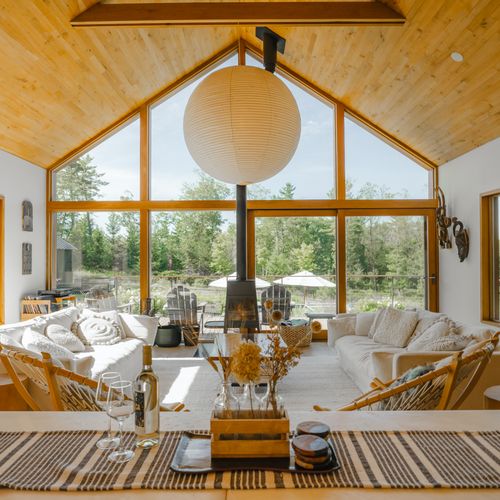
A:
[[335, 103, 346, 200]]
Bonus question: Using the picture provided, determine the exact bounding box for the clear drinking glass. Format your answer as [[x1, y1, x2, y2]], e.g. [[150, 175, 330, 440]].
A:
[[95, 372, 121, 450], [106, 380, 135, 463]]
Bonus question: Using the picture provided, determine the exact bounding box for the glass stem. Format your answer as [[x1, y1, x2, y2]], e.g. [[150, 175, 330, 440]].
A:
[[107, 416, 112, 440], [117, 420, 124, 453]]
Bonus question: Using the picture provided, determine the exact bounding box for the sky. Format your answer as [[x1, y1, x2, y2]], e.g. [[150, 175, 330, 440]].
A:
[[56, 53, 429, 204]]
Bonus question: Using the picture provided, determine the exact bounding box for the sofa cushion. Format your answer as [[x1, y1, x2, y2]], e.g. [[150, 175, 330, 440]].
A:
[[22, 327, 76, 359], [408, 310, 447, 343], [0, 332, 23, 349], [355, 312, 375, 336], [45, 324, 86, 352], [73, 317, 122, 346], [38, 307, 80, 331], [0, 319, 37, 344], [368, 309, 387, 338], [79, 309, 126, 338], [372, 308, 418, 347], [407, 318, 459, 352], [75, 338, 143, 380], [335, 335, 403, 392], [118, 313, 158, 344]]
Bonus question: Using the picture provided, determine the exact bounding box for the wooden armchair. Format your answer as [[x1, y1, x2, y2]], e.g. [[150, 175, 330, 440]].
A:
[[315, 333, 499, 412], [0, 345, 185, 412], [85, 287, 133, 313]]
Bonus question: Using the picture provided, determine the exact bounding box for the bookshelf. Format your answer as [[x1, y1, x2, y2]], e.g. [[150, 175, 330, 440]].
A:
[[20, 299, 51, 321]]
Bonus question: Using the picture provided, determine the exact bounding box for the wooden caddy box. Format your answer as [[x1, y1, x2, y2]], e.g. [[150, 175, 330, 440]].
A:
[[210, 410, 290, 459]]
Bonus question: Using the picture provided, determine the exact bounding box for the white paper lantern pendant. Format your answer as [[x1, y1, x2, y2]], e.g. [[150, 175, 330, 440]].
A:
[[183, 29, 301, 185]]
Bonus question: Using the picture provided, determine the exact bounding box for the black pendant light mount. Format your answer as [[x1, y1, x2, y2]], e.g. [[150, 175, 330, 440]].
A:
[[256, 27, 286, 73]]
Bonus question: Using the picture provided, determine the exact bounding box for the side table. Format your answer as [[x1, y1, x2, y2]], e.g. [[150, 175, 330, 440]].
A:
[[0, 373, 29, 410], [483, 385, 500, 409]]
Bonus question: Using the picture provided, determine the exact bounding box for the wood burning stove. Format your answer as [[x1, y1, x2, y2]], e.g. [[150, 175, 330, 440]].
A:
[[223, 185, 260, 331]]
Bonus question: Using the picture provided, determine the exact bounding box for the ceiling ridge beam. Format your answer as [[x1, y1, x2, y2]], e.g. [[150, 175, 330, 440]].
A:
[[71, 2, 406, 28]]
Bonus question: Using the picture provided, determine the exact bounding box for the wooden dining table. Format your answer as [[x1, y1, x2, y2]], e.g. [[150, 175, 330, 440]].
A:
[[0, 410, 498, 499]]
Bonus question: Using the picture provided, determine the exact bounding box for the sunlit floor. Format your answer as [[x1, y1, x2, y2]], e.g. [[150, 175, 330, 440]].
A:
[[152, 342, 359, 417]]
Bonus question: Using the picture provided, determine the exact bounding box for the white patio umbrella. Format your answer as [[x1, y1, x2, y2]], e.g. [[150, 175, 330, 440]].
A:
[[273, 270, 335, 304], [209, 272, 271, 289]]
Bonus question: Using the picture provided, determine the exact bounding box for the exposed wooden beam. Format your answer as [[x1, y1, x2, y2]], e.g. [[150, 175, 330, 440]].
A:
[[71, 2, 405, 28]]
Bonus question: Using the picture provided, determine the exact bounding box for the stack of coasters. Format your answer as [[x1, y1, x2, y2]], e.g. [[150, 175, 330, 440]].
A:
[[292, 421, 333, 470]]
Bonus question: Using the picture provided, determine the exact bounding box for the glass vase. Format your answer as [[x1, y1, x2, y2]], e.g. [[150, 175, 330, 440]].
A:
[[260, 381, 285, 418], [237, 382, 260, 418], [214, 381, 239, 419]]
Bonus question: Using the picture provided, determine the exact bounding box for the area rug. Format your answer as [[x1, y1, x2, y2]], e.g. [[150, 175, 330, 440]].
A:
[[154, 347, 360, 415]]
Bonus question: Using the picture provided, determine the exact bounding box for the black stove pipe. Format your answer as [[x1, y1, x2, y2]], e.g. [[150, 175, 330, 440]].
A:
[[236, 184, 247, 281]]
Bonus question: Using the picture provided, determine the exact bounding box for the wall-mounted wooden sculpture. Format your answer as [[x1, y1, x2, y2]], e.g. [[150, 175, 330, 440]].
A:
[[452, 217, 469, 262], [436, 187, 452, 249]]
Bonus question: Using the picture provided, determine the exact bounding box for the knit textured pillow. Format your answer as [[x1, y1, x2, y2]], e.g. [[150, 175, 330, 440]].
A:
[[372, 308, 418, 347], [407, 317, 460, 352], [72, 317, 122, 346]]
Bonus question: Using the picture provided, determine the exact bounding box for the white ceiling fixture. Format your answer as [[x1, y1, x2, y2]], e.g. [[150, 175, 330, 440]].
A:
[[183, 28, 300, 185], [450, 52, 464, 62]]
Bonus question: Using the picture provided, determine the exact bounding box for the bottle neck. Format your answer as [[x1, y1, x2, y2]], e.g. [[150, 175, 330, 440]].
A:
[[143, 345, 153, 371], [142, 364, 153, 372]]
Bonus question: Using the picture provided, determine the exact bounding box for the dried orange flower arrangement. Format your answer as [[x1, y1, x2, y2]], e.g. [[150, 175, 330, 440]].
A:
[[261, 333, 301, 417]]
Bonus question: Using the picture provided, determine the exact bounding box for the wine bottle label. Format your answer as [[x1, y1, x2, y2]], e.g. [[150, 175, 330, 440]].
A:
[[135, 390, 145, 431]]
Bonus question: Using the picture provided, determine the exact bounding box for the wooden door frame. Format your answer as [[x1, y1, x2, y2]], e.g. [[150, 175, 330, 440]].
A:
[[0, 196, 4, 324]]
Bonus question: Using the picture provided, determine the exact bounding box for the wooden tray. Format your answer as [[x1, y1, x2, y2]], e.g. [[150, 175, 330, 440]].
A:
[[170, 432, 341, 474]]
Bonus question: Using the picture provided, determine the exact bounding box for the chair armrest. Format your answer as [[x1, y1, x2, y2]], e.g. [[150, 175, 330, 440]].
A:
[[327, 318, 355, 348], [392, 351, 455, 378], [371, 350, 402, 382]]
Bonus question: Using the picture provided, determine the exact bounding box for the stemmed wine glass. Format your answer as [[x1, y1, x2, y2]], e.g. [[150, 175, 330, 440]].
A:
[[106, 380, 135, 463], [95, 372, 121, 450]]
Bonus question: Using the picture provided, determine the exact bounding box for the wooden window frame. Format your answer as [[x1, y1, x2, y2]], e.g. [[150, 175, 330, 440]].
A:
[[0, 196, 4, 324], [46, 38, 439, 314], [480, 189, 500, 325]]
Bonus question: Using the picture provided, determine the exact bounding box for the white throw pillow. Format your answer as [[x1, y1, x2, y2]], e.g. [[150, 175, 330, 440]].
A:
[[407, 318, 457, 352], [22, 327, 76, 359], [118, 313, 158, 344], [78, 309, 125, 339], [0, 332, 23, 349], [39, 307, 80, 331], [45, 324, 85, 353], [73, 317, 121, 346], [355, 312, 375, 336], [372, 308, 418, 347], [368, 308, 387, 339]]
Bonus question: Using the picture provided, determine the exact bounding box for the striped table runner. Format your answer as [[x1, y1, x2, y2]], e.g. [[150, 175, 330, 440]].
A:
[[0, 430, 499, 490]]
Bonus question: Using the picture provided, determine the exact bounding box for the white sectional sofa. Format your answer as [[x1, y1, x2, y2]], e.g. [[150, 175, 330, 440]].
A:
[[0, 307, 158, 381], [327, 309, 500, 409]]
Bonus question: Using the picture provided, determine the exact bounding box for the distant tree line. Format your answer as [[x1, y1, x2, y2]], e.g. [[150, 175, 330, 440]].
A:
[[55, 155, 425, 294]]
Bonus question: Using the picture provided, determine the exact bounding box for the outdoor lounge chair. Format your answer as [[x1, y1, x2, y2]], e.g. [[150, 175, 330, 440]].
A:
[[261, 284, 292, 324]]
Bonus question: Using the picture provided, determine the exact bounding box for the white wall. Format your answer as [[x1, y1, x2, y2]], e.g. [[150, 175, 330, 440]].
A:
[[439, 137, 500, 325], [0, 150, 46, 323]]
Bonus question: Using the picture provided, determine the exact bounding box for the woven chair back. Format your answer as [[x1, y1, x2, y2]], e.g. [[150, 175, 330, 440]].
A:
[[261, 284, 291, 324], [339, 333, 498, 412], [0, 346, 100, 411]]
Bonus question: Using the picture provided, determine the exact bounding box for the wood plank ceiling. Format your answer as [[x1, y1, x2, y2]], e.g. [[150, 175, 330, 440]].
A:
[[0, 0, 499, 168]]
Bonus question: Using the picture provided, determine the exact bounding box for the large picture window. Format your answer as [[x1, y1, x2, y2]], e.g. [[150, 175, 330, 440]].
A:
[[346, 215, 426, 311], [48, 43, 438, 318], [54, 118, 140, 201], [55, 211, 140, 312]]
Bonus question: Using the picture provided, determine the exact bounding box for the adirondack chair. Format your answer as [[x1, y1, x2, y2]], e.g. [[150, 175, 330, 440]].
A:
[[261, 284, 292, 324], [164, 285, 205, 344], [84, 287, 132, 313]]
